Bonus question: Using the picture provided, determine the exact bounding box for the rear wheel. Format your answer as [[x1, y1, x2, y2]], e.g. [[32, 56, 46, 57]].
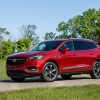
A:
[[90, 61, 100, 79], [61, 74, 72, 79], [11, 77, 25, 82], [41, 62, 58, 82]]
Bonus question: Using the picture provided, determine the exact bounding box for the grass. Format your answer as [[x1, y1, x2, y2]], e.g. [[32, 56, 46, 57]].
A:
[[0, 59, 9, 80], [0, 85, 100, 100]]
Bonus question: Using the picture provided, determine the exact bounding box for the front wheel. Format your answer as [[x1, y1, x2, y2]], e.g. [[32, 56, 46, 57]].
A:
[[11, 77, 25, 82], [90, 61, 100, 79], [41, 62, 58, 82]]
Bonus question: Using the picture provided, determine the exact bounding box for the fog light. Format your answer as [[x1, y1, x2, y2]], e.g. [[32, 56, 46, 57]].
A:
[[27, 67, 38, 72]]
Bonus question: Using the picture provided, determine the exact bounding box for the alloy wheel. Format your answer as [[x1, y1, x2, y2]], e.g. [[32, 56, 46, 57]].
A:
[[42, 62, 58, 82]]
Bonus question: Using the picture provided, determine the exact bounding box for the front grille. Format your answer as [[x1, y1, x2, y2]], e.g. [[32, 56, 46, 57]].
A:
[[7, 57, 26, 65]]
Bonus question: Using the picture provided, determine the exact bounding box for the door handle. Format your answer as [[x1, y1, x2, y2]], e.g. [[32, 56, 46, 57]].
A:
[[73, 54, 76, 56], [90, 53, 93, 55]]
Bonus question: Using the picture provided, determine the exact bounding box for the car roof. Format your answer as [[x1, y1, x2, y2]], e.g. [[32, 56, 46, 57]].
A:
[[45, 38, 97, 43], [69, 38, 98, 43]]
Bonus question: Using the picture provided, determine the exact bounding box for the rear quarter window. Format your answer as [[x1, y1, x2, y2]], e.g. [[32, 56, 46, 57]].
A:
[[87, 42, 97, 49]]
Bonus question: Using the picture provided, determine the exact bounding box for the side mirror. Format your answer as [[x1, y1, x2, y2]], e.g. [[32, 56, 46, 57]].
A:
[[60, 48, 69, 54]]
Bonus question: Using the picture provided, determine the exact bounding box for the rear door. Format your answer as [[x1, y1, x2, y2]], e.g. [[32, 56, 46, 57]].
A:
[[72, 40, 96, 72]]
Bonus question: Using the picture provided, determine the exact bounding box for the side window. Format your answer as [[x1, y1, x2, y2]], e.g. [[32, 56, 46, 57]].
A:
[[87, 42, 97, 49], [59, 41, 73, 51], [73, 41, 88, 50]]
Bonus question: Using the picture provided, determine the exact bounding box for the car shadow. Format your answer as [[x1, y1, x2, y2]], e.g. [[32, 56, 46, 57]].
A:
[[0, 76, 92, 83], [0, 77, 43, 83], [57, 76, 91, 81]]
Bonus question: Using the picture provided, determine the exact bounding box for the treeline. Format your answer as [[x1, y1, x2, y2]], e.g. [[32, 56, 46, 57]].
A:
[[0, 25, 39, 58], [0, 8, 100, 58], [45, 8, 100, 41]]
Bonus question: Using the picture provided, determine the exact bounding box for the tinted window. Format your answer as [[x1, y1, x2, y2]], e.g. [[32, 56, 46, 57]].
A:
[[59, 41, 73, 51], [73, 41, 88, 50], [73, 40, 97, 51], [30, 41, 62, 51], [87, 42, 97, 49]]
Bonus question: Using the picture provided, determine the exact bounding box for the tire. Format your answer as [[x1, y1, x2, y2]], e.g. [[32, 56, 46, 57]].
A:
[[61, 74, 72, 80], [41, 62, 58, 82], [11, 77, 25, 82], [90, 61, 100, 79]]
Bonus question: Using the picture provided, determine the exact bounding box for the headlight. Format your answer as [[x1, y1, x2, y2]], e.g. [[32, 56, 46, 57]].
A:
[[29, 55, 45, 60]]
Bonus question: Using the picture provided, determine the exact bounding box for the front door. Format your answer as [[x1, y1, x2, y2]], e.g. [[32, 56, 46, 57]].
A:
[[57, 41, 76, 73]]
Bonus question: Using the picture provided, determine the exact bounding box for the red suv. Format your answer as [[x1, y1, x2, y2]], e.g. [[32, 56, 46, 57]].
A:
[[6, 38, 100, 82]]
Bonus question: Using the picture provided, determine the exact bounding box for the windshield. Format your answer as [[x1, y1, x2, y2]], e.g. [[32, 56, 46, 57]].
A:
[[30, 41, 62, 51]]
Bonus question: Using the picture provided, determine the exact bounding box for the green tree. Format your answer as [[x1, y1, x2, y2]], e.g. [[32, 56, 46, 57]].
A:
[[44, 32, 55, 40], [20, 24, 39, 46], [0, 27, 10, 47], [56, 21, 68, 39], [1, 40, 14, 58], [81, 8, 100, 41], [0, 27, 11, 58], [31, 36, 39, 46], [57, 8, 100, 41], [17, 38, 31, 52], [58, 33, 68, 39]]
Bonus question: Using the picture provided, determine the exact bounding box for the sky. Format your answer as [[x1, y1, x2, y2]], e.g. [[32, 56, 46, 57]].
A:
[[0, 0, 100, 41]]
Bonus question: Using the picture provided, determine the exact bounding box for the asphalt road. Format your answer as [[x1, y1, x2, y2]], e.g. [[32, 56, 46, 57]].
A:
[[0, 75, 100, 91]]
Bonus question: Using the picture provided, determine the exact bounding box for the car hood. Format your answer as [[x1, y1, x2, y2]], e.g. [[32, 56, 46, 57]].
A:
[[8, 51, 46, 58]]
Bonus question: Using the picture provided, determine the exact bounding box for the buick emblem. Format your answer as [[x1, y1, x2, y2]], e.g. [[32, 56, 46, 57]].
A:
[[12, 59, 17, 62]]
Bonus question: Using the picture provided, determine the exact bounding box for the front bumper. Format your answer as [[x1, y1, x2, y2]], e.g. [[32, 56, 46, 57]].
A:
[[6, 59, 45, 78]]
